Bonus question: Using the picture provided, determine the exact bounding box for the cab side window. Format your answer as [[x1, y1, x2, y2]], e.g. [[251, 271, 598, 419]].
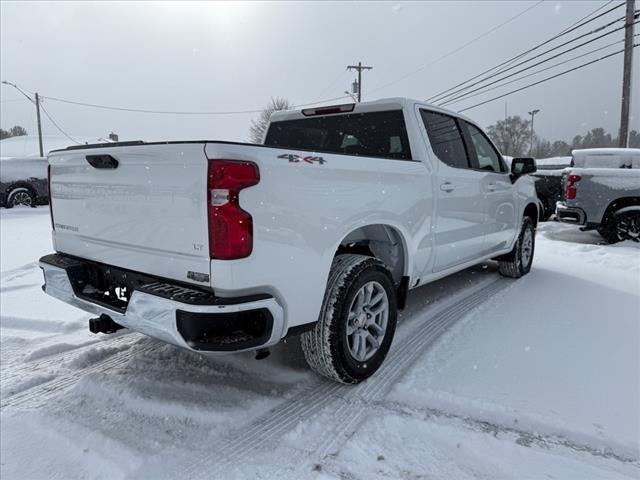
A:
[[462, 121, 506, 173], [420, 110, 470, 169]]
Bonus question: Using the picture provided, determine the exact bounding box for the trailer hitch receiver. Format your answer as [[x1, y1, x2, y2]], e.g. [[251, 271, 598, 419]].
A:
[[89, 314, 124, 334]]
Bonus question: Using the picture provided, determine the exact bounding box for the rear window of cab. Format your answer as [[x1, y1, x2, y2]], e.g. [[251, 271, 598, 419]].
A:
[[264, 110, 412, 160]]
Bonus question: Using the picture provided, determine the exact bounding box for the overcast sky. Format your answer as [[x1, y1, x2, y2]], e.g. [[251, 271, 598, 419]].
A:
[[1, 0, 638, 146]]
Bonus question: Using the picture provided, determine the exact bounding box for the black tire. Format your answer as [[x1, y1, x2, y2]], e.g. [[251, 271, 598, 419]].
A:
[[5, 186, 36, 208], [497, 217, 535, 278], [598, 210, 640, 243], [300, 254, 398, 384], [597, 221, 618, 243]]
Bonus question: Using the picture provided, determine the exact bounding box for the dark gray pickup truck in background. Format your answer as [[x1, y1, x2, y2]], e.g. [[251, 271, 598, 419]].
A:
[[556, 148, 640, 243]]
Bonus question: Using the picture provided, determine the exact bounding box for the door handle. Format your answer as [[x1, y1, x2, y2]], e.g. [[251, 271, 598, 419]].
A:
[[440, 182, 456, 192], [486, 183, 498, 192]]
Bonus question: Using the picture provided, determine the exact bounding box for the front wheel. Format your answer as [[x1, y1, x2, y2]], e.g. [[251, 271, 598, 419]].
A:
[[497, 217, 535, 278], [301, 254, 398, 384]]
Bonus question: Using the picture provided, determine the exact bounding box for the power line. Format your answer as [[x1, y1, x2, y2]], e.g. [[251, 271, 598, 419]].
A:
[[40, 93, 352, 115], [441, 36, 634, 107], [427, 1, 625, 103], [429, 0, 623, 103], [457, 44, 635, 113], [366, 0, 545, 96], [556, 0, 615, 35], [38, 102, 80, 144], [439, 26, 638, 107], [482, 0, 619, 77], [433, 10, 633, 104]]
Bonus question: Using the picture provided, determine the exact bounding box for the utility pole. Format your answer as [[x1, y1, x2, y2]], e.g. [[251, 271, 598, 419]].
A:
[[528, 109, 540, 157], [1, 81, 44, 156], [35, 93, 44, 157], [346, 62, 373, 102], [618, 0, 635, 148]]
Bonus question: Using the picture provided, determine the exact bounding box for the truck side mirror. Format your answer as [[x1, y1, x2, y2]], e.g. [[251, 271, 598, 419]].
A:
[[511, 157, 537, 177]]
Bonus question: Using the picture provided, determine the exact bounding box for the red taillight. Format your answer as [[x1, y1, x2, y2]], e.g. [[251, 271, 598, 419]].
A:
[[207, 160, 259, 260], [566, 174, 581, 200], [47, 164, 55, 230]]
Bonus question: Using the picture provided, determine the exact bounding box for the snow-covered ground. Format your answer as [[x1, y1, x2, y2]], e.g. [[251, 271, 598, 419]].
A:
[[1, 207, 639, 479]]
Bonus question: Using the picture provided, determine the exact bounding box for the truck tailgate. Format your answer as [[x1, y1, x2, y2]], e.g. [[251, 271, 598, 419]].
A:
[[48, 143, 212, 287]]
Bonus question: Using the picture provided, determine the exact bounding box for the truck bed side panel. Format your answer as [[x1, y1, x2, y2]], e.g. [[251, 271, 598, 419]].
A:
[[205, 143, 433, 332]]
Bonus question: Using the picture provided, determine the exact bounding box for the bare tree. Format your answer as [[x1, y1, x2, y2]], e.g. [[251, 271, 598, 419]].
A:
[[486, 116, 531, 157], [249, 97, 291, 144], [549, 140, 571, 157], [532, 138, 552, 159], [1, 125, 28, 139]]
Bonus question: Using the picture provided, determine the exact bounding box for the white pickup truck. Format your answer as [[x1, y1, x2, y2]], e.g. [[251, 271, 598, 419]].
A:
[[40, 98, 540, 383]]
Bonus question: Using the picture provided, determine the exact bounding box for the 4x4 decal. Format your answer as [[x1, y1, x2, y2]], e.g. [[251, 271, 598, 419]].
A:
[[278, 153, 326, 165]]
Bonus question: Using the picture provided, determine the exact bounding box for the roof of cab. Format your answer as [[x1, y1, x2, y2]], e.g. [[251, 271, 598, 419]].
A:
[[268, 97, 475, 124]]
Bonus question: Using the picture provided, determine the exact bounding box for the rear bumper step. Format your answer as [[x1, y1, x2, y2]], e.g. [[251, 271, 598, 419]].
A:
[[39, 253, 284, 353]]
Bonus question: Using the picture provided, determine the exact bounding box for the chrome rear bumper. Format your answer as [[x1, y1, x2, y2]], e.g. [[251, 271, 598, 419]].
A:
[[555, 202, 586, 225], [40, 254, 285, 354]]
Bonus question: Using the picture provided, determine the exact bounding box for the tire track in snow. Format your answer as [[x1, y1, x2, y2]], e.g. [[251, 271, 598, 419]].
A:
[[169, 277, 507, 479], [0, 332, 138, 386], [0, 262, 39, 283], [311, 279, 509, 461], [376, 400, 640, 466], [0, 334, 157, 410]]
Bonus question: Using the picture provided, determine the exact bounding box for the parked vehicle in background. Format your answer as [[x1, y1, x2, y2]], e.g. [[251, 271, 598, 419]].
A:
[[0, 135, 113, 208], [556, 148, 640, 243], [40, 98, 541, 383], [0, 156, 48, 208], [531, 157, 572, 221]]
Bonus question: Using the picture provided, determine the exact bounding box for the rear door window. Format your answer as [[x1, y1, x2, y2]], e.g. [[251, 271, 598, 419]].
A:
[[461, 121, 506, 173], [420, 110, 470, 169], [264, 110, 412, 160]]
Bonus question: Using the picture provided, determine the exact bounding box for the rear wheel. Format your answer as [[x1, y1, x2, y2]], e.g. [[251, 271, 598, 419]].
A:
[[598, 210, 640, 243], [300, 254, 397, 384], [5, 187, 36, 208], [497, 217, 535, 278]]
